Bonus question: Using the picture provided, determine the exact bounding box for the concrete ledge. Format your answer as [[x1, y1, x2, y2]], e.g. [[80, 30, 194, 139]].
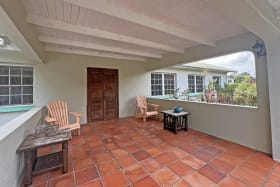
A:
[[0, 107, 41, 142]]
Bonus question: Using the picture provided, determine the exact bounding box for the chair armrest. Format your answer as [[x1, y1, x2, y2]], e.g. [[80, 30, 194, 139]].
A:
[[70, 112, 82, 117], [137, 105, 147, 109], [147, 103, 159, 111], [70, 112, 82, 124], [45, 116, 56, 123]]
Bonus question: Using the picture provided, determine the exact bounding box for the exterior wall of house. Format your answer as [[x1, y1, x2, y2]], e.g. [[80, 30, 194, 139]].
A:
[[34, 53, 150, 123], [152, 67, 228, 94], [0, 107, 42, 187]]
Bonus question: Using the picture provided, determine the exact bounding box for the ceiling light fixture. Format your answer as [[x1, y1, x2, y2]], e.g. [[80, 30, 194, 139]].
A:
[[0, 35, 11, 48]]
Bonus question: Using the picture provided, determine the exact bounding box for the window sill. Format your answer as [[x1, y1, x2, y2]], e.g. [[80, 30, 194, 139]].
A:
[[0, 105, 35, 113]]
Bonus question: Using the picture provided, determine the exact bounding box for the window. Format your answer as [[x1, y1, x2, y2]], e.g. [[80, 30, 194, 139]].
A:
[[151, 73, 176, 96], [213, 76, 221, 88], [151, 73, 163, 96], [0, 65, 33, 106], [188, 75, 204, 93], [164, 74, 175, 95]]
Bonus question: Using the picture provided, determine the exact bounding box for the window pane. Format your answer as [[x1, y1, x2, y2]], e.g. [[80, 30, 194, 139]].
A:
[[22, 67, 33, 76], [10, 76, 21, 85], [0, 86, 9, 95], [0, 66, 9, 75], [11, 95, 22, 105], [23, 95, 33, 104], [23, 77, 33, 85], [164, 74, 175, 95], [151, 73, 163, 96], [23, 86, 33, 94], [11, 86, 22, 95], [0, 96, 9, 105], [196, 76, 203, 92], [10, 66, 21, 75], [0, 65, 33, 106], [188, 75, 195, 93], [0, 76, 9, 85]]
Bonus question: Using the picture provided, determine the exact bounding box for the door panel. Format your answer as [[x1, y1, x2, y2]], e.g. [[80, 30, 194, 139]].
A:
[[104, 69, 118, 120], [87, 68, 118, 122]]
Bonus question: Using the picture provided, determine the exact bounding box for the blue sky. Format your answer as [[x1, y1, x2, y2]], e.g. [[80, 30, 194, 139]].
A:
[[197, 51, 256, 76]]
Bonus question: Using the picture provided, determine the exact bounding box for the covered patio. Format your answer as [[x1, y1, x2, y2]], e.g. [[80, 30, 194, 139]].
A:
[[30, 118, 279, 187], [1, 0, 280, 186]]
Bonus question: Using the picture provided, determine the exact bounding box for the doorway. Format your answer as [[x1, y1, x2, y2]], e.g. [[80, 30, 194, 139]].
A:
[[87, 67, 119, 122]]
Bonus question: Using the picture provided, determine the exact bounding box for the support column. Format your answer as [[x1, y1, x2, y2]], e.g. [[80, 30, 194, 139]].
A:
[[266, 39, 280, 161]]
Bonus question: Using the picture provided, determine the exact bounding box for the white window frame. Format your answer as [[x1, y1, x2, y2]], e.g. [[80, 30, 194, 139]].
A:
[[0, 64, 34, 106], [188, 74, 204, 93], [151, 72, 176, 96]]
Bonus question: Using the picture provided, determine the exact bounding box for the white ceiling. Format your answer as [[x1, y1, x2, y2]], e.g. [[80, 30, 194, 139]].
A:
[[267, 0, 280, 9], [267, 0, 280, 19], [21, 0, 248, 62]]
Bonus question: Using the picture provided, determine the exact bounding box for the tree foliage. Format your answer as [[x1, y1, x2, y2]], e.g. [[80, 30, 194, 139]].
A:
[[233, 75, 257, 106]]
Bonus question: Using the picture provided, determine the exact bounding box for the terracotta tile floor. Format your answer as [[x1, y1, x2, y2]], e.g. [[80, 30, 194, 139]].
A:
[[25, 118, 280, 187]]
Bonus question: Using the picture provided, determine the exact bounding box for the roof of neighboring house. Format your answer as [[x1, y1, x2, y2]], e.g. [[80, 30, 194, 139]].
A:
[[175, 62, 237, 73]]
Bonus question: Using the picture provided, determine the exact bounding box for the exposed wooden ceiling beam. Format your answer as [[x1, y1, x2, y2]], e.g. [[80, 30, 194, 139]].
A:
[[39, 35, 161, 58], [64, 0, 216, 47], [27, 14, 183, 53], [45, 45, 147, 62]]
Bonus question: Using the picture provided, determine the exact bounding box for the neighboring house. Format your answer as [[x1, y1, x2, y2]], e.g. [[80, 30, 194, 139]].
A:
[[150, 62, 237, 97]]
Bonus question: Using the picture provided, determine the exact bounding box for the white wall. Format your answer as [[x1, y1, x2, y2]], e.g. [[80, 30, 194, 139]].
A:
[[265, 39, 280, 161], [148, 98, 271, 153], [0, 112, 25, 126], [34, 53, 150, 123], [0, 107, 42, 187]]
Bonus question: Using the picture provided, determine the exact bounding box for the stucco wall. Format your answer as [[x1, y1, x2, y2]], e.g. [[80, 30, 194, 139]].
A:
[[0, 107, 42, 187], [148, 98, 271, 153], [266, 39, 280, 160], [0, 111, 25, 126], [34, 53, 150, 123]]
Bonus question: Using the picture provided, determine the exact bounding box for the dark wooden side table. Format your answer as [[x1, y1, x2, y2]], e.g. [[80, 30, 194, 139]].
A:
[[161, 110, 190, 134], [17, 130, 72, 186]]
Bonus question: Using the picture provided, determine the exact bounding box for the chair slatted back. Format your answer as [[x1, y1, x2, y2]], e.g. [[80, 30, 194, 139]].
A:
[[136, 96, 147, 114], [48, 100, 69, 128]]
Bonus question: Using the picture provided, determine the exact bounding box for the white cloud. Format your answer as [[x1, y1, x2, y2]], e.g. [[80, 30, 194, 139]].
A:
[[196, 51, 256, 76]]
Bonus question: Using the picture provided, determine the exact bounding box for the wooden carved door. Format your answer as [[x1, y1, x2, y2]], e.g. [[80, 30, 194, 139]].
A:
[[87, 68, 118, 122]]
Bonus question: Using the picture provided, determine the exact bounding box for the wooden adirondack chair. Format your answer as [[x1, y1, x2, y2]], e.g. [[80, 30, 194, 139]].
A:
[[45, 100, 82, 135], [135, 96, 159, 122]]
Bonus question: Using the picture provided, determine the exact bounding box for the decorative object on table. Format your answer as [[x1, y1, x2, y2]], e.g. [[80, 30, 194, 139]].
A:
[[135, 96, 159, 122], [174, 107, 183, 113], [45, 100, 82, 135], [35, 123, 59, 137]]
